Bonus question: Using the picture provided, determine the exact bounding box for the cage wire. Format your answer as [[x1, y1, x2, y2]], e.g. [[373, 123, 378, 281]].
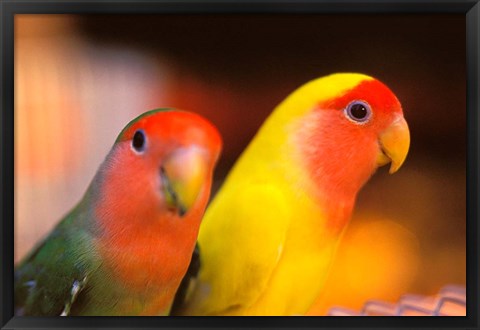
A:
[[327, 285, 466, 316]]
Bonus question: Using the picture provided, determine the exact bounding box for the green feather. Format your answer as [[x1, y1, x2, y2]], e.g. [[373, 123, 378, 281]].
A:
[[14, 193, 98, 316]]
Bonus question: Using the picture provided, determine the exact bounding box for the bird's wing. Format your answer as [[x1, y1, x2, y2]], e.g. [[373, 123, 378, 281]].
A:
[[169, 243, 201, 315], [180, 183, 290, 315], [14, 216, 91, 316]]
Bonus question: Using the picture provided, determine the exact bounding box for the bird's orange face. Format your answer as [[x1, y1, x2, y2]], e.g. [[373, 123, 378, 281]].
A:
[[94, 109, 222, 237], [297, 77, 410, 201], [109, 109, 221, 219], [92, 109, 222, 295]]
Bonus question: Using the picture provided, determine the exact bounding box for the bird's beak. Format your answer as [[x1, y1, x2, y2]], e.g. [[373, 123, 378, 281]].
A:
[[376, 116, 410, 174], [161, 146, 209, 216]]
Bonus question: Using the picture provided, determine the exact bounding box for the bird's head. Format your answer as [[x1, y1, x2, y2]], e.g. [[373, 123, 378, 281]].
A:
[[285, 73, 410, 199], [95, 109, 222, 227]]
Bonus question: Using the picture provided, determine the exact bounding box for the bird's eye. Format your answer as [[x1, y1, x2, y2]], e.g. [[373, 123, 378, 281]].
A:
[[132, 130, 146, 153], [345, 101, 372, 123]]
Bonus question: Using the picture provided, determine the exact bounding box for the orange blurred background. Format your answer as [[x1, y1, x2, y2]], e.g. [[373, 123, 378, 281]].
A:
[[14, 14, 466, 315]]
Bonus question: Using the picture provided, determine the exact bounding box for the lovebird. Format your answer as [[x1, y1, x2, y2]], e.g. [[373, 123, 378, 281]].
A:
[[173, 73, 410, 316], [14, 109, 222, 316]]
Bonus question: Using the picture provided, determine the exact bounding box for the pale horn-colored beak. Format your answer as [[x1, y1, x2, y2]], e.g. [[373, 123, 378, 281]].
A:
[[376, 116, 410, 174], [161, 146, 209, 216]]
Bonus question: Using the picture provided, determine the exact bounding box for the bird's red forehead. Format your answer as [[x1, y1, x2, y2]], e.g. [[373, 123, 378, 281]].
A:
[[321, 78, 402, 115], [118, 110, 222, 152]]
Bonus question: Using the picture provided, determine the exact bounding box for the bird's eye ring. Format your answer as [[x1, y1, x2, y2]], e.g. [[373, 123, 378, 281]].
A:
[[132, 130, 146, 153], [344, 100, 372, 124]]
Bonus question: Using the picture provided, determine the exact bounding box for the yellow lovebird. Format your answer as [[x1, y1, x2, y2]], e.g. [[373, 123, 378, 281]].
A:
[[172, 73, 410, 316]]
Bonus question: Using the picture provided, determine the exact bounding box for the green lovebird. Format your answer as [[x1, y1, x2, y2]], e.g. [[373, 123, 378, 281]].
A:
[[14, 109, 222, 316]]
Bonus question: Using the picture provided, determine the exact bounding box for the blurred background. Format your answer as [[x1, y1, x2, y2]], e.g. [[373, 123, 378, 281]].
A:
[[14, 14, 466, 315]]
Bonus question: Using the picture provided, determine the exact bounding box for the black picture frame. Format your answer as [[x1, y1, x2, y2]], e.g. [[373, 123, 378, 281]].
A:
[[1, 0, 479, 329]]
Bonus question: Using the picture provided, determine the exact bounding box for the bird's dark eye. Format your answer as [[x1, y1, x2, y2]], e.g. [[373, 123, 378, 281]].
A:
[[345, 101, 372, 123], [132, 130, 146, 152]]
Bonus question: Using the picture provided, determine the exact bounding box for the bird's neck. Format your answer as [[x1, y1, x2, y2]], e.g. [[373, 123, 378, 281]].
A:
[[87, 166, 202, 299], [241, 123, 360, 238]]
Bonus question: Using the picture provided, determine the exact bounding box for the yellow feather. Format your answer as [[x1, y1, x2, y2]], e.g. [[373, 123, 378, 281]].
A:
[[181, 73, 374, 316]]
